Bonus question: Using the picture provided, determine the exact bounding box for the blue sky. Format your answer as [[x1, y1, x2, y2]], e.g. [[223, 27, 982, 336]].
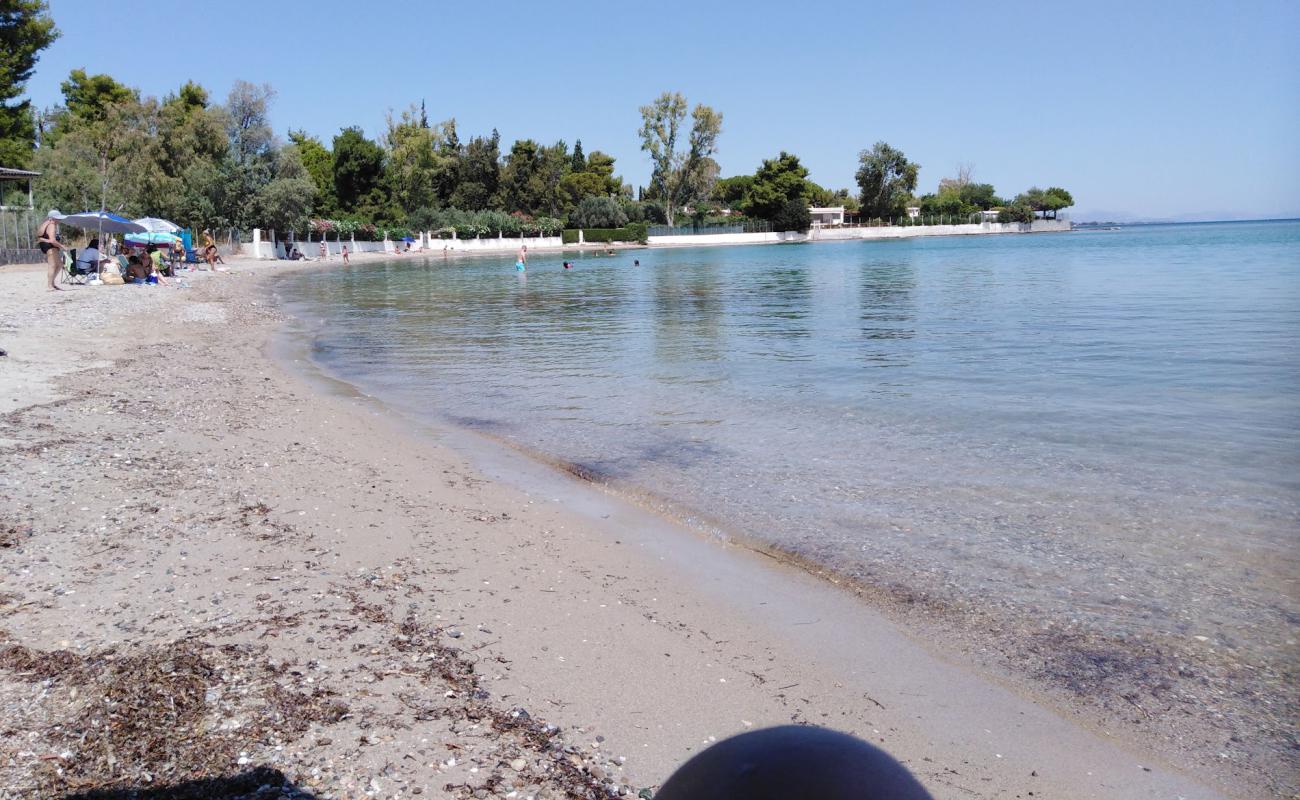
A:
[[27, 0, 1300, 221]]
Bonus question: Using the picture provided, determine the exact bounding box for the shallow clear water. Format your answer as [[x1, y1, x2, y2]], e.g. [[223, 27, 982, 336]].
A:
[[281, 221, 1300, 673]]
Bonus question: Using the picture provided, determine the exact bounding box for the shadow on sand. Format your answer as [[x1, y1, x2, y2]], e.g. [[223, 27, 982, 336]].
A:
[[59, 767, 319, 800]]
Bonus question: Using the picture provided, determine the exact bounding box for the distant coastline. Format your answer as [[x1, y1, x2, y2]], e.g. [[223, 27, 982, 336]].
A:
[[1074, 216, 1300, 227]]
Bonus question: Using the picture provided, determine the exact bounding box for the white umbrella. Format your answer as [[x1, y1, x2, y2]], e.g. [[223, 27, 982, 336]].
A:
[[132, 216, 180, 234]]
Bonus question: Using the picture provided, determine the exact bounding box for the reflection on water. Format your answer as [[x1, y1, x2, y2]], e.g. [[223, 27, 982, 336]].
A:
[[282, 222, 1300, 698]]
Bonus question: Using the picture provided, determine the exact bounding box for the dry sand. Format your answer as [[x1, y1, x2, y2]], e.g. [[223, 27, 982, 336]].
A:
[[0, 255, 1257, 798]]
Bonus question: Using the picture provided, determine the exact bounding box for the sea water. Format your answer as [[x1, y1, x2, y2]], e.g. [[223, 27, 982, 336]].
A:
[[281, 221, 1299, 693]]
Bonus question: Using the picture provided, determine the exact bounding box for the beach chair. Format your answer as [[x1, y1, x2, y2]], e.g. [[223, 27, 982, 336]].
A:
[[60, 249, 93, 285]]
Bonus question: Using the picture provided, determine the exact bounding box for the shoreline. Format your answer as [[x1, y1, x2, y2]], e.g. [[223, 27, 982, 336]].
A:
[[0, 257, 1258, 798], [277, 264, 1295, 800]]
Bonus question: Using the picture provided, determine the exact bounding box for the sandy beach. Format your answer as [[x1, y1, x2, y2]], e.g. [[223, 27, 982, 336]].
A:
[[0, 254, 1265, 798]]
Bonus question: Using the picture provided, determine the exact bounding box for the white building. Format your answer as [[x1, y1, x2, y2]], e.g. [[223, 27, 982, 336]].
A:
[[906, 206, 921, 219], [809, 206, 845, 227]]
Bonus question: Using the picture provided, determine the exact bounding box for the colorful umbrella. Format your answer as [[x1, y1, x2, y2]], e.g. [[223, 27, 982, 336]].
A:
[[125, 231, 182, 245]]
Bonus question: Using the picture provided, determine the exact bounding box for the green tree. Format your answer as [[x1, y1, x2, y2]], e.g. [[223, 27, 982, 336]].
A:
[[0, 0, 58, 168], [772, 197, 811, 232], [256, 144, 316, 231], [1042, 186, 1074, 218], [741, 151, 811, 221], [288, 129, 336, 214], [712, 175, 754, 209], [225, 80, 276, 167], [584, 150, 620, 194], [570, 196, 628, 228], [500, 138, 569, 216], [332, 126, 385, 213], [558, 170, 609, 210], [637, 91, 723, 226], [570, 138, 585, 173], [958, 182, 999, 210], [855, 141, 918, 219], [450, 129, 500, 210], [997, 203, 1035, 224], [809, 184, 859, 213], [499, 138, 541, 214], [59, 68, 135, 126], [537, 140, 570, 217], [383, 105, 447, 214]]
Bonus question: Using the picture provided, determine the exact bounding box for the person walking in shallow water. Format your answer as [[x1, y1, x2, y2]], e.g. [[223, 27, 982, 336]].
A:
[[37, 211, 66, 291], [516, 244, 528, 271]]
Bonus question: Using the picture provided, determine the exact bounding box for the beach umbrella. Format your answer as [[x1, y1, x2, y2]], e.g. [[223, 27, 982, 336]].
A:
[[59, 211, 146, 281], [132, 216, 181, 234], [60, 210, 147, 234], [125, 231, 181, 245]]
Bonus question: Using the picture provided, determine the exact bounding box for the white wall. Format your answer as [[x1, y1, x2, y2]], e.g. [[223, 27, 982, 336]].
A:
[[250, 229, 563, 259], [647, 219, 1070, 247], [432, 235, 563, 252]]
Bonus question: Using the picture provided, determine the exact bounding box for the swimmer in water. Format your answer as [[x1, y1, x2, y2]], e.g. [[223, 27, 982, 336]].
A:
[[563, 261, 571, 269], [634, 259, 640, 266]]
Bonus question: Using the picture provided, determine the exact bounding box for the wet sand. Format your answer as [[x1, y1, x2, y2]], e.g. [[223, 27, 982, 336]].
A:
[[0, 256, 1263, 798]]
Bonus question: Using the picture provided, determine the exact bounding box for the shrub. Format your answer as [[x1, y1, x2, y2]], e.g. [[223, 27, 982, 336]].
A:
[[562, 222, 648, 245], [570, 196, 628, 229], [772, 198, 811, 233], [997, 204, 1035, 224]]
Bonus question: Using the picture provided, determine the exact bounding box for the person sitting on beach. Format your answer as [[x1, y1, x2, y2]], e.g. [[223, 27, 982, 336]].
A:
[[74, 238, 114, 276], [125, 255, 151, 284], [146, 244, 170, 277], [289, 247, 303, 261]]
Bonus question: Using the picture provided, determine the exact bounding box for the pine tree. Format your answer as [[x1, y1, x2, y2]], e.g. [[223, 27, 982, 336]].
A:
[[0, 1, 59, 168]]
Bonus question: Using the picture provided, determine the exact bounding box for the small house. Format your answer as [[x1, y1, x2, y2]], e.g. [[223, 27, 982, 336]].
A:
[[809, 206, 845, 227]]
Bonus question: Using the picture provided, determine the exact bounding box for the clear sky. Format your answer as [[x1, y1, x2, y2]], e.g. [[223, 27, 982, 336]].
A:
[[26, 0, 1300, 221]]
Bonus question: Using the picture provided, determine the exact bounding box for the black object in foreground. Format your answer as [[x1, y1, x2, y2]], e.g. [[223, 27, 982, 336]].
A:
[[657, 725, 934, 800]]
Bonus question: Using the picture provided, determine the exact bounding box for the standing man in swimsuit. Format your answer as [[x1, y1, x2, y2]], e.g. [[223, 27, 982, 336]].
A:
[[516, 244, 528, 271], [37, 210, 66, 291]]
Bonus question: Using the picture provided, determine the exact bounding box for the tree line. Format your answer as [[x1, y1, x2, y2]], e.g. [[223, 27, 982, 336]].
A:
[[1, 3, 1071, 238]]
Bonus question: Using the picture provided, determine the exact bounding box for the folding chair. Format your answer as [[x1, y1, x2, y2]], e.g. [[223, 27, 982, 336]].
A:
[[60, 249, 93, 285]]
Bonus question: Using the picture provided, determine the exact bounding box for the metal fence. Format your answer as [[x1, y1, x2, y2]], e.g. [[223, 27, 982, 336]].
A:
[[647, 220, 773, 236], [0, 209, 41, 266]]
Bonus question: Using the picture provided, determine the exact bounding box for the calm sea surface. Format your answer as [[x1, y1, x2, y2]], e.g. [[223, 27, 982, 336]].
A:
[[281, 221, 1300, 678]]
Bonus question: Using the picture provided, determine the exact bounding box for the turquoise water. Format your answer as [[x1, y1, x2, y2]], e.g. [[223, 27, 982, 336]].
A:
[[281, 221, 1299, 685]]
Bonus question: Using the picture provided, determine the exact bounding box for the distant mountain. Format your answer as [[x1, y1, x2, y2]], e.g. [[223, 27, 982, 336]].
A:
[[1075, 208, 1300, 224]]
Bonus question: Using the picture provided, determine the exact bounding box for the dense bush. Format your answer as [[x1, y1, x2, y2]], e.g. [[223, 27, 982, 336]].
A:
[[997, 204, 1035, 224], [569, 196, 628, 229], [772, 198, 811, 232], [401, 208, 563, 238], [561, 222, 648, 245]]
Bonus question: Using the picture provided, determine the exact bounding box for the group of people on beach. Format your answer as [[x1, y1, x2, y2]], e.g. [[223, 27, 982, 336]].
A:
[[36, 210, 224, 290]]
